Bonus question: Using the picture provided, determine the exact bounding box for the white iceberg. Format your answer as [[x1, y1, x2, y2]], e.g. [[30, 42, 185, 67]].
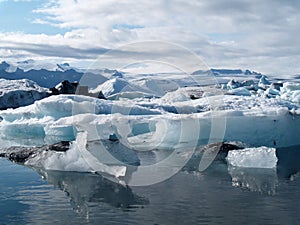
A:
[[0, 88, 300, 149], [226, 147, 278, 168], [1, 75, 300, 177], [227, 87, 251, 96], [26, 131, 127, 178], [0, 95, 162, 146], [90, 77, 154, 99], [280, 82, 300, 104], [0, 78, 49, 110]]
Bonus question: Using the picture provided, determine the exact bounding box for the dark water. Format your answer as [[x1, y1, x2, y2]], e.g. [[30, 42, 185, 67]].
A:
[[1, 147, 300, 225]]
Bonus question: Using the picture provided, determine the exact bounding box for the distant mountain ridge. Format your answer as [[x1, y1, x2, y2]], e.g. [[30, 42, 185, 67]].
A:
[[0, 60, 103, 88], [0, 60, 264, 88], [0, 67, 83, 88], [192, 68, 263, 77]]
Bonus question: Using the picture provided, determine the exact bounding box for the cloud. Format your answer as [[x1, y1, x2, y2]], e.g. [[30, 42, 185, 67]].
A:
[[1, 0, 300, 75]]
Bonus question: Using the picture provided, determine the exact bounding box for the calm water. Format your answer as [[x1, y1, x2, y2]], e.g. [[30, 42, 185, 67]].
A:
[[1, 147, 300, 225]]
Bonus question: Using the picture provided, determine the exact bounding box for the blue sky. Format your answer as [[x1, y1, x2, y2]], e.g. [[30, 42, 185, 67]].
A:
[[0, 0, 65, 34], [0, 0, 300, 75]]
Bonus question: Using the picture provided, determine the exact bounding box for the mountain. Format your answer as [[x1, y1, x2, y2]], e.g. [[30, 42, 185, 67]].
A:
[[192, 68, 262, 77], [1, 60, 268, 89], [0, 61, 10, 71], [211, 69, 262, 77], [0, 60, 108, 88]]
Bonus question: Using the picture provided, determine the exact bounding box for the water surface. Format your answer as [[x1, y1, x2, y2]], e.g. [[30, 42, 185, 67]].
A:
[[1, 148, 300, 225]]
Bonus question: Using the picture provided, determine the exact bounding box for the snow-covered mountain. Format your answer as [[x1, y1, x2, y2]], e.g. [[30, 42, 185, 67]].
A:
[[0, 60, 83, 88], [0, 60, 269, 89], [192, 68, 262, 76], [0, 60, 110, 88], [6, 60, 77, 73]]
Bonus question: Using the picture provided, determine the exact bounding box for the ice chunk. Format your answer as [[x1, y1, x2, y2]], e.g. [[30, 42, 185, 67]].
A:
[[161, 87, 206, 102], [26, 131, 127, 178], [73, 131, 127, 177], [259, 75, 271, 87], [0, 95, 162, 145], [107, 91, 154, 100], [265, 88, 280, 96], [227, 79, 241, 90], [280, 82, 300, 103], [226, 147, 278, 168], [282, 82, 300, 92], [90, 77, 153, 98], [161, 88, 192, 102], [0, 78, 49, 109], [227, 87, 252, 96], [1, 86, 300, 149], [241, 80, 255, 87]]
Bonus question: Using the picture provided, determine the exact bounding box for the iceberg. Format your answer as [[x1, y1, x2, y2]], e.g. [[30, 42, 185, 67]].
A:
[[1, 82, 300, 149], [25, 131, 128, 178], [0, 79, 50, 110], [227, 79, 242, 90], [0, 95, 162, 146], [280, 82, 300, 104], [90, 77, 155, 99], [258, 75, 272, 89], [1, 72, 300, 180], [226, 147, 278, 168], [227, 87, 252, 96]]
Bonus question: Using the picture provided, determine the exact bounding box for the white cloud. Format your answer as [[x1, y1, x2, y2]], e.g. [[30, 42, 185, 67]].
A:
[[1, 0, 300, 75]]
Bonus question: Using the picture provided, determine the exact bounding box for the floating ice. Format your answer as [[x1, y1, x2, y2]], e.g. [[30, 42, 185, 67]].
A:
[[90, 77, 154, 99], [226, 147, 278, 168], [227, 80, 242, 90], [281, 82, 300, 92], [0, 91, 300, 148], [0, 71, 299, 180], [258, 75, 272, 90], [0, 78, 49, 109], [228, 87, 251, 96], [0, 95, 162, 145], [265, 87, 280, 96], [26, 131, 127, 178], [280, 82, 300, 104], [259, 75, 271, 85]]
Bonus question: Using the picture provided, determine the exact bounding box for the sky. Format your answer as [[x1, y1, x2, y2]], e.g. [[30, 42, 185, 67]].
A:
[[0, 0, 299, 75]]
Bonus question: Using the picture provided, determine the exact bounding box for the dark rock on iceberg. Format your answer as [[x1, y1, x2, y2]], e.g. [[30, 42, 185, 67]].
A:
[[50, 80, 107, 99], [270, 82, 283, 91], [0, 141, 70, 163], [50, 80, 79, 95]]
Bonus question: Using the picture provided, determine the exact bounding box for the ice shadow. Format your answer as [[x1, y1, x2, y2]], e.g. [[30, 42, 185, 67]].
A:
[[276, 145, 300, 179]]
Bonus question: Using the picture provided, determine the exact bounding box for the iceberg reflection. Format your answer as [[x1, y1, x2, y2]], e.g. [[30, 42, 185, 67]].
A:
[[228, 166, 278, 195], [35, 169, 149, 216]]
